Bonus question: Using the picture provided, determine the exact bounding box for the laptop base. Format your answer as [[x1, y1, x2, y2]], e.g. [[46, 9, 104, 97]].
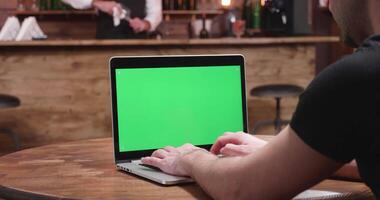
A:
[[117, 160, 194, 185]]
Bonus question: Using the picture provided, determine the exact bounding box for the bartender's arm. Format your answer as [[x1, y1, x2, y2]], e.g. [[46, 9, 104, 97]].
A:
[[142, 126, 343, 199], [61, 0, 162, 32], [131, 0, 162, 32]]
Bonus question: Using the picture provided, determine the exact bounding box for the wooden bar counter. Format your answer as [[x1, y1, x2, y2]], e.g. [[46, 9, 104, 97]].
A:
[[0, 36, 339, 150]]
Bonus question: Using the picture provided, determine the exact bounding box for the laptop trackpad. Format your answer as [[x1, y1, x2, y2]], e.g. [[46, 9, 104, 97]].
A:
[[117, 160, 194, 185]]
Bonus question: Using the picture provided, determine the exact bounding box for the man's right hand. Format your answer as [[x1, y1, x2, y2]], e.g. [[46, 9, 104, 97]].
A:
[[210, 132, 267, 156], [92, 0, 122, 16]]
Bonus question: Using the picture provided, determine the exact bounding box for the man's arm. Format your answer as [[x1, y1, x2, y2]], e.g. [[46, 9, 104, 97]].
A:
[[144, 0, 163, 31], [211, 132, 361, 182], [128, 0, 162, 33], [143, 126, 343, 199]]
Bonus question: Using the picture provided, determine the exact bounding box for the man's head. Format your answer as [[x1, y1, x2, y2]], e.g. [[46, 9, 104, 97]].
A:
[[328, 0, 374, 47]]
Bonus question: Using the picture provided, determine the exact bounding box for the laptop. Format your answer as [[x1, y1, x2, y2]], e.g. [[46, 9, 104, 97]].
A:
[[109, 55, 248, 185]]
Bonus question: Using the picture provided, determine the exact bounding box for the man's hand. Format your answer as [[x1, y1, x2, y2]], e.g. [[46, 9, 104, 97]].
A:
[[129, 18, 151, 33], [93, 1, 121, 16], [210, 132, 267, 156], [141, 144, 205, 176]]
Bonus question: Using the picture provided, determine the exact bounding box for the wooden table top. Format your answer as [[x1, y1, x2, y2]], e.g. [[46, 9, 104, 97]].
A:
[[0, 138, 369, 200]]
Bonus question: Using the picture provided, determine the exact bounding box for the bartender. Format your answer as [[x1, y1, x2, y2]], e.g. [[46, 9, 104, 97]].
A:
[[62, 0, 162, 39]]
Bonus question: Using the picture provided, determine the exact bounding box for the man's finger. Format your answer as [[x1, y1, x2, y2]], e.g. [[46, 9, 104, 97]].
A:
[[152, 149, 169, 159], [163, 146, 177, 152], [210, 134, 243, 154], [223, 132, 235, 136], [220, 144, 247, 156], [141, 157, 163, 169]]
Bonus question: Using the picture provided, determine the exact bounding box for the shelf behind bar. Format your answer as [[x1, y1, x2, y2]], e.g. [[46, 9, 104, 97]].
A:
[[14, 10, 223, 16], [14, 10, 96, 15], [0, 36, 340, 47], [163, 10, 223, 15]]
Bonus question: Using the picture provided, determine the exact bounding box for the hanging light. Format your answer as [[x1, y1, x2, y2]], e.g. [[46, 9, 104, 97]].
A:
[[261, 0, 266, 6], [221, 0, 232, 7]]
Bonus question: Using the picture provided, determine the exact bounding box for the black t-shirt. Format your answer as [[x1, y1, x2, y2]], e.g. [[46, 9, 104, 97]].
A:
[[290, 35, 380, 198]]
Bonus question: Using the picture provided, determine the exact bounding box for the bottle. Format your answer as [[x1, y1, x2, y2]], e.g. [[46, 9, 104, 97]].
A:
[[163, 0, 170, 10], [31, 0, 39, 11], [199, 14, 209, 38], [50, 0, 56, 10], [169, 0, 175, 10], [189, 0, 195, 10], [193, 0, 198, 10], [251, 1, 261, 30], [243, 0, 251, 29], [182, 0, 189, 10], [177, 0, 183, 10], [17, 0, 25, 11]]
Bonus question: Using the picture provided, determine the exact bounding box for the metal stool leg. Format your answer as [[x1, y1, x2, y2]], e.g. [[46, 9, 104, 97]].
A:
[[0, 128, 20, 150], [274, 97, 282, 133], [251, 120, 275, 135], [252, 98, 290, 135]]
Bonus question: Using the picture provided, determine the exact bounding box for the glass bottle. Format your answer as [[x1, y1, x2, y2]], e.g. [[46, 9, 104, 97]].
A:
[[252, 1, 261, 30], [199, 14, 209, 38], [243, 0, 251, 29], [31, 0, 39, 11], [17, 0, 25, 11]]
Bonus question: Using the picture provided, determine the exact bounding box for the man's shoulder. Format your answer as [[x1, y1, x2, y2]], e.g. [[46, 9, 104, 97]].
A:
[[317, 49, 380, 86]]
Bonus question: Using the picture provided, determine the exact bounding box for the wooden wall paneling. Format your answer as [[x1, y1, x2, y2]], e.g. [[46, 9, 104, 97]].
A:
[[0, 44, 315, 150], [0, 0, 17, 27], [14, 15, 98, 39], [0, 10, 12, 27], [0, 0, 17, 10]]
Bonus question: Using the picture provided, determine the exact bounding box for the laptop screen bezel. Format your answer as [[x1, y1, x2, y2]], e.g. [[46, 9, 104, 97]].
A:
[[110, 55, 248, 163]]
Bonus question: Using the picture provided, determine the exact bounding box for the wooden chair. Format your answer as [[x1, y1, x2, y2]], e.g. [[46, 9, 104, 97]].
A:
[[0, 94, 21, 149]]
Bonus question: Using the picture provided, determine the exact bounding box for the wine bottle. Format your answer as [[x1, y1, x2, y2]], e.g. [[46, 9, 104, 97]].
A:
[[39, 0, 48, 11], [183, 0, 189, 10], [252, 1, 261, 29], [178, 0, 183, 10], [189, 0, 195, 10], [243, 0, 251, 29], [163, 0, 170, 10], [50, 0, 57, 10], [199, 14, 209, 39], [169, 0, 175, 10]]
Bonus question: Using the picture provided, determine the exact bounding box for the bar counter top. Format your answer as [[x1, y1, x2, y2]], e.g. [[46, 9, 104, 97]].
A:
[[0, 36, 339, 47]]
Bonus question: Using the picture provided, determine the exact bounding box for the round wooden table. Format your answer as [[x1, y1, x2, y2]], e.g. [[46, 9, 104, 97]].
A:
[[0, 138, 370, 200]]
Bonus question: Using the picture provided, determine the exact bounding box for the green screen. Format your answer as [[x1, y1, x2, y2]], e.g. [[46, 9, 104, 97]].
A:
[[115, 65, 244, 152]]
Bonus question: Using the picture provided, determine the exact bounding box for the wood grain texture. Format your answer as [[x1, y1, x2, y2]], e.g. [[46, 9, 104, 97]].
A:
[[0, 43, 315, 149], [0, 138, 371, 200]]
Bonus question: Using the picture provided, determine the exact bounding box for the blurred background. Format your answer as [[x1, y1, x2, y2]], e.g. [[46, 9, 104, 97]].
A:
[[0, 0, 353, 155]]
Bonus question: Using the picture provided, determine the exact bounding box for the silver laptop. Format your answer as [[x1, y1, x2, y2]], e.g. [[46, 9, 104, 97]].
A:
[[110, 55, 248, 185]]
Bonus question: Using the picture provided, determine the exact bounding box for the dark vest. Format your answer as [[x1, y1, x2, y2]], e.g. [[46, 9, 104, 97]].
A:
[[96, 0, 147, 39]]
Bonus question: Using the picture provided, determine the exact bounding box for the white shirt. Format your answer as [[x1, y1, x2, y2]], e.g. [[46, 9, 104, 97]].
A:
[[61, 0, 162, 32]]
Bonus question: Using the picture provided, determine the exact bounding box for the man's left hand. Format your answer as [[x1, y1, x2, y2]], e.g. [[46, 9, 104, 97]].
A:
[[141, 143, 204, 176], [129, 18, 151, 33]]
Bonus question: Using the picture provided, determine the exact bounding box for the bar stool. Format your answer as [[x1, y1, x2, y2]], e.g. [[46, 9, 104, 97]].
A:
[[250, 84, 304, 134], [0, 94, 21, 149]]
